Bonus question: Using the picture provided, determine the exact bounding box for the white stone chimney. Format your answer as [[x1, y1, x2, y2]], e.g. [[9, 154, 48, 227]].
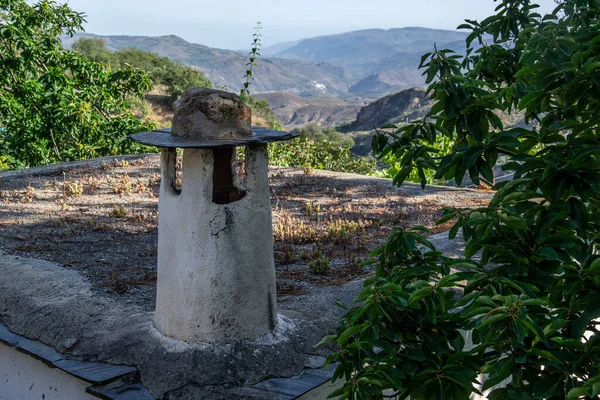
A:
[[130, 88, 295, 343]]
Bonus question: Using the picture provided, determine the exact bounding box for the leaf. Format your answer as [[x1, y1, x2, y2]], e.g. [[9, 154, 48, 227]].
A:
[[405, 348, 426, 361], [482, 358, 515, 391], [516, 316, 547, 343], [436, 212, 457, 225], [436, 274, 462, 288], [402, 361, 418, 375], [535, 247, 558, 261], [408, 287, 433, 306], [337, 324, 366, 345], [315, 334, 338, 348], [357, 377, 383, 386], [479, 312, 508, 329], [449, 333, 465, 352], [585, 61, 600, 74], [453, 291, 479, 308], [465, 240, 482, 259], [512, 318, 526, 346], [532, 376, 559, 399], [572, 298, 600, 338]]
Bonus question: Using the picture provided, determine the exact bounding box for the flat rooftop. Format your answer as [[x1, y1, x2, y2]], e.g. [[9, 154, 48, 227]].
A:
[[0, 155, 486, 398]]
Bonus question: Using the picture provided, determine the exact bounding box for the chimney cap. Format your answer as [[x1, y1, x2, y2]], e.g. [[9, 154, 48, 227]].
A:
[[130, 88, 296, 148], [129, 126, 296, 149]]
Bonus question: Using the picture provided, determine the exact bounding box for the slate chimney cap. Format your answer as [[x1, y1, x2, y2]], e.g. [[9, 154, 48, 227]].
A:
[[129, 88, 296, 148], [129, 126, 297, 149]]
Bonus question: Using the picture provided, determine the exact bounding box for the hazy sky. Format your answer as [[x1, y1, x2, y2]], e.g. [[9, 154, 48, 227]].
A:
[[63, 0, 558, 50]]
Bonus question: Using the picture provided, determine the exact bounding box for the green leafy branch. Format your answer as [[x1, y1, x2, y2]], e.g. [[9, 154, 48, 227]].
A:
[[240, 21, 262, 103]]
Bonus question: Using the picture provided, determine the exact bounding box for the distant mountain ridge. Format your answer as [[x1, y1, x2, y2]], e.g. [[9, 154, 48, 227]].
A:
[[62, 33, 350, 96], [271, 28, 468, 70], [63, 27, 478, 97], [267, 27, 477, 94]]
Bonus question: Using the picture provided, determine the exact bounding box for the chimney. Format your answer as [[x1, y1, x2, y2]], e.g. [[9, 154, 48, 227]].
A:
[[130, 88, 295, 343]]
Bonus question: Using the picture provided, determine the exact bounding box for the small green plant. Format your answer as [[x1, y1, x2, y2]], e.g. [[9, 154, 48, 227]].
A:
[[302, 201, 321, 216], [63, 180, 84, 198], [300, 244, 329, 275], [274, 211, 318, 244], [277, 243, 297, 265], [326, 218, 367, 245], [112, 174, 132, 196], [113, 159, 130, 168], [20, 184, 36, 203], [110, 205, 127, 218], [308, 257, 330, 275], [240, 21, 262, 103], [148, 174, 161, 186]]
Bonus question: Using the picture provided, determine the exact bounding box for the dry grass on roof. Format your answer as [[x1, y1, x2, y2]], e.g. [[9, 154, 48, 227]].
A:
[[0, 154, 493, 304]]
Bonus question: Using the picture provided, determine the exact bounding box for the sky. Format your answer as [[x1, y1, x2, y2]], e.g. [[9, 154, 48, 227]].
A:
[[63, 0, 559, 50]]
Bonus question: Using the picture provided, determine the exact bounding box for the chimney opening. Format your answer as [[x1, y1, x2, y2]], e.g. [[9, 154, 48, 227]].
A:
[[212, 147, 246, 204]]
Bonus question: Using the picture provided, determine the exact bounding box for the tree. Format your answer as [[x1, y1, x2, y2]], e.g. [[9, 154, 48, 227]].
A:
[[160, 61, 212, 101], [71, 37, 112, 64], [72, 39, 212, 103], [0, 0, 155, 169], [294, 122, 355, 149], [324, 1, 600, 399]]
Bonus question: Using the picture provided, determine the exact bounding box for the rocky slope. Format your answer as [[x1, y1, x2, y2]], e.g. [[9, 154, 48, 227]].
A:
[[348, 69, 425, 95], [342, 88, 431, 132], [253, 92, 369, 128]]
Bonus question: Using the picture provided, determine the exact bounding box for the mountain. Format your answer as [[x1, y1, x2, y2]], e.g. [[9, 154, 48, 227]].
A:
[[62, 33, 351, 96], [342, 88, 431, 132], [253, 92, 368, 128], [268, 27, 483, 95], [348, 70, 424, 95], [63, 27, 478, 98], [271, 27, 467, 71], [261, 40, 303, 57]]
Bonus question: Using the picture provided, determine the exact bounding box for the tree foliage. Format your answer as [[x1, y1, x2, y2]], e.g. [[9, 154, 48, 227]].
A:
[[326, 1, 600, 399], [72, 38, 212, 102], [269, 137, 376, 175], [0, 0, 155, 169], [294, 122, 355, 149]]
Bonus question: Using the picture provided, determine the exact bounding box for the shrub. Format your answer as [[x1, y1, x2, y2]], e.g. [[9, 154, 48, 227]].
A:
[[325, 1, 600, 399], [269, 137, 376, 176], [294, 122, 355, 149]]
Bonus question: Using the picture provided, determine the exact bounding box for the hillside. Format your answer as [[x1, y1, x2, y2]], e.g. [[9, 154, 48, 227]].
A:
[[253, 92, 368, 128], [342, 87, 431, 132], [62, 34, 350, 96], [62, 27, 479, 97], [348, 69, 425, 95]]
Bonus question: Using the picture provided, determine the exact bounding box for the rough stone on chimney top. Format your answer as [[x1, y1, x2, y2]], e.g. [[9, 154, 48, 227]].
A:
[[171, 88, 252, 140]]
